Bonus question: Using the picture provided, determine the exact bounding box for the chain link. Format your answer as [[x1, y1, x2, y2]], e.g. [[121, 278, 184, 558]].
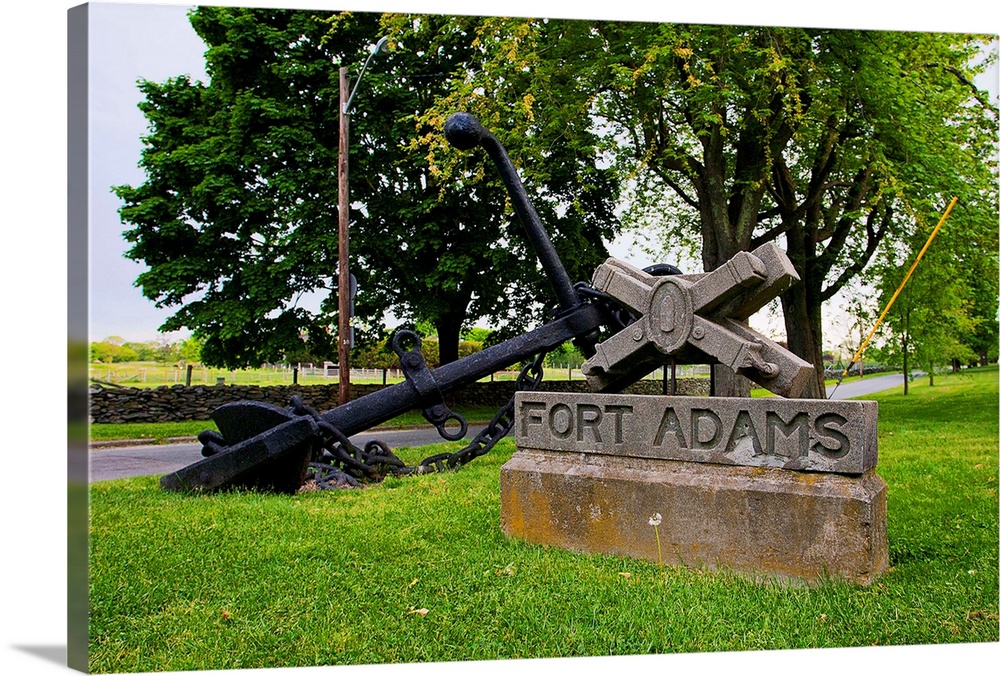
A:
[[301, 352, 547, 488]]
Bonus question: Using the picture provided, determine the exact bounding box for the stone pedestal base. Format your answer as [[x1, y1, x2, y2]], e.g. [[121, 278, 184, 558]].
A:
[[500, 449, 888, 585]]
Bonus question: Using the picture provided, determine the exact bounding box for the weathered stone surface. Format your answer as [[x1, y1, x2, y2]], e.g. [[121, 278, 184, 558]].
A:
[[500, 449, 888, 585], [514, 391, 878, 475], [503, 390, 888, 584], [580, 243, 814, 398]]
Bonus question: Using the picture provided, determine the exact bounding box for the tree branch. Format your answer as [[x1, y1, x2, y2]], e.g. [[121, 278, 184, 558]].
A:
[[929, 62, 998, 117], [814, 165, 872, 277], [750, 221, 788, 249], [819, 202, 892, 302], [649, 164, 700, 209]]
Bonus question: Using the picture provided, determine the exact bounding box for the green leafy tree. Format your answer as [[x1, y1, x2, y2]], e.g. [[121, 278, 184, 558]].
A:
[[122, 341, 158, 362], [350, 339, 399, 370], [90, 340, 138, 364], [876, 213, 995, 392], [114, 9, 362, 370], [598, 27, 996, 397], [460, 326, 492, 343], [433, 21, 997, 396], [89, 341, 115, 364], [114, 8, 617, 370], [177, 336, 204, 365]]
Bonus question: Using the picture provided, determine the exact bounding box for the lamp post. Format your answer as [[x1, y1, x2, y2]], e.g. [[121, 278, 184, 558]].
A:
[[337, 37, 388, 406]]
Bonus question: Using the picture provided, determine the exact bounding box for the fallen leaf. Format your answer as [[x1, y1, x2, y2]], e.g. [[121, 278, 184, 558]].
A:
[[967, 610, 999, 621], [496, 564, 516, 577], [221, 609, 232, 621], [407, 578, 419, 589], [618, 572, 632, 578]]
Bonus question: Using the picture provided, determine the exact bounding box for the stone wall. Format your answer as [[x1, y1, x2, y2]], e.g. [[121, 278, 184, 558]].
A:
[[88, 378, 711, 424]]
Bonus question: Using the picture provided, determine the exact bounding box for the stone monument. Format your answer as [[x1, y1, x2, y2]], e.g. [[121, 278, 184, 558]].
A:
[[501, 392, 887, 584], [499, 248, 888, 585]]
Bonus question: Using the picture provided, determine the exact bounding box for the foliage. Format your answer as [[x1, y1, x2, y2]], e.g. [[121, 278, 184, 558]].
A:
[[350, 335, 483, 369], [460, 326, 493, 343], [429, 21, 998, 396], [605, 27, 997, 397], [89, 368, 998, 672], [545, 340, 586, 368], [875, 213, 996, 389], [115, 8, 996, 387], [115, 8, 618, 370], [90, 341, 137, 364], [89, 336, 204, 365], [177, 336, 204, 364]]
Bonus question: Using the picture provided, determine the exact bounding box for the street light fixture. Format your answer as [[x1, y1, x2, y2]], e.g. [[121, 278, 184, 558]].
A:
[[343, 36, 389, 114], [337, 37, 388, 406]]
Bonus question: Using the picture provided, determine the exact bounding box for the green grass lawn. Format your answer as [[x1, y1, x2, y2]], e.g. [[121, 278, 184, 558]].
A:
[[87, 367, 998, 673]]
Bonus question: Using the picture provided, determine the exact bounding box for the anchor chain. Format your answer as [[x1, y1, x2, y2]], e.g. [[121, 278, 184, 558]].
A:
[[299, 351, 547, 489]]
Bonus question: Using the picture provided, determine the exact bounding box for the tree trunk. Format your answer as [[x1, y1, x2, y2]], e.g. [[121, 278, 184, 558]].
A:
[[902, 336, 910, 396], [435, 312, 464, 366], [710, 366, 751, 398], [776, 212, 830, 399], [699, 200, 754, 398], [780, 275, 827, 399], [903, 306, 911, 395], [690, 115, 781, 399], [848, 327, 864, 376]]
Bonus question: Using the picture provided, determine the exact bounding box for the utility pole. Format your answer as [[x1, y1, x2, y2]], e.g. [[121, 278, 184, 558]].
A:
[[336, 37, 389, 406], [337, 66, 351, 406]]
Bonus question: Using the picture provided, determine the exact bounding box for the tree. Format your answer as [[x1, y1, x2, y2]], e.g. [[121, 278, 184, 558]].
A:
[[115, 8, 618, 370], [437, 21, 997, 397], [875, 208, 995, 392], [344, 12, 618, 363], [601, 27, 997, 397], [89, 341, 116, 364], [177, 336, 204, 365], [114, 10, 341, 370]]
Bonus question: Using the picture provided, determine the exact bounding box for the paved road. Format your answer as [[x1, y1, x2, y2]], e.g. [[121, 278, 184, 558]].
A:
[[89, 425, 487, 482], [827, 371, 920, 400], [90, 372, 914, 482]]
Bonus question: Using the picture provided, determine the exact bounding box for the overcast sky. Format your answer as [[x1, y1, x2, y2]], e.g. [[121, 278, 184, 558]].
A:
[[88, 3, 209, 342], [1, 3, 997, 675]]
